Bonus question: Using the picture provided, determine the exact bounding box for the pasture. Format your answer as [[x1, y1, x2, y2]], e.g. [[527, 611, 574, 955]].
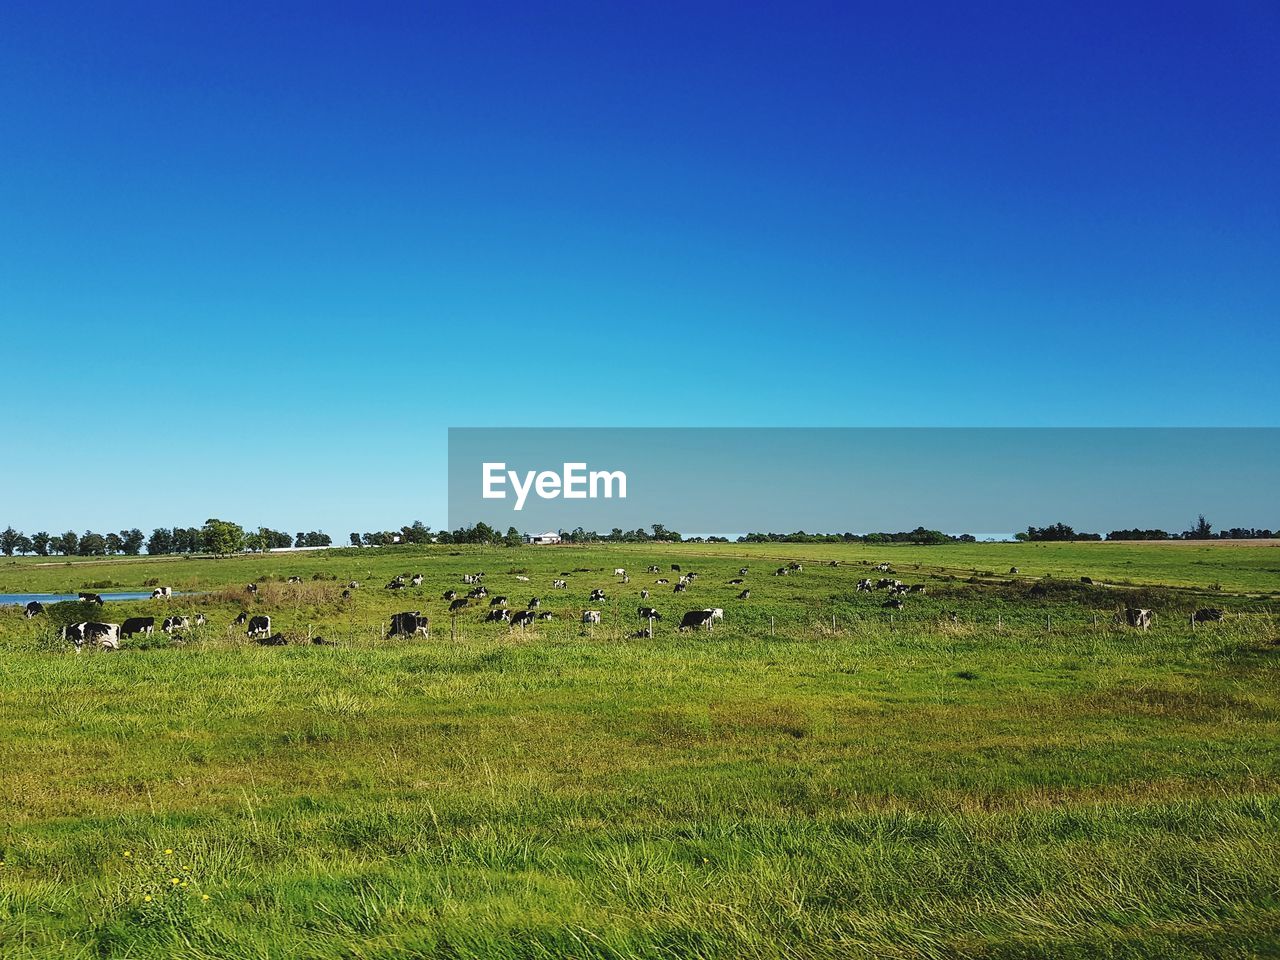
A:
[[0, 542, 1277, 958]]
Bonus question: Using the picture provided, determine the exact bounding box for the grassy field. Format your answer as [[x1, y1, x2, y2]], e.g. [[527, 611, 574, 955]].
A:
[[0, 542, 1277, 958]]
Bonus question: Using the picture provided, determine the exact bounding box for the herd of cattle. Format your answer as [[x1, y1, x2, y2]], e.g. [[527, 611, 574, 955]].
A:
[[16, 562, 1230, 652]]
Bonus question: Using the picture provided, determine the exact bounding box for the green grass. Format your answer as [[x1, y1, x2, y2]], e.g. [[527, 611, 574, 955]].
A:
[[0, 542, 1277, 958]]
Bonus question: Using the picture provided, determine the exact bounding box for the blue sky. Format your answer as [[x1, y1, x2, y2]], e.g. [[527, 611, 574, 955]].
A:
[[2, 2, 1276, 534]]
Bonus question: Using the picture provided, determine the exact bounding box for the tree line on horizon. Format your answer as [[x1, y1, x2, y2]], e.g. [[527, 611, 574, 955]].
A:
[[2, 514, 1272, 558]]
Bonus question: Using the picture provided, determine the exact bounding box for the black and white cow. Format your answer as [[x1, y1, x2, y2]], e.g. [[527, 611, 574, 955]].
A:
[[162, 616, 190, 634], [537, 611, 554, 620], [233, 611, 249, 626], [121, 616, 154, 637], [385, 580, 405, 591], [194, 613, 206, 626], [468, 586, 488, 599], [246, 583, 258, 594], [388, 611, 429, 638], [489, 596, 508, 607], [637, 606, 662, 621], [553, 579, 568, 589], [528, 597, 541, 609], [485, 608, 512, 623], [739, 567, 749, 576], [581, 610, 602, 625], [737, 590, 750, 600], [246, 615, 272, 639], [647, 565, 660, 573], [151, 586, 172, 599], [78, 592, 104, 605], [655, 579, 669, 585], [705, 608, 724, 621], [589, 589, 607, 602], [614, 568, 626, 576], [24, 600, 43, 618], [728, 578, 744, 585], [449, 598, 470, 612], [883, 598, 905, 610], [671, 564, 681, 572], [1193, 608, 1225, 623], [255, 633, 288, 646], [287, 576, 302, 583], [65, 621, 120, 652], [410, 574, 424, 586], [1122, 608, 1153, 630], [640, 589, 650, 600], [510, 610, 536, 628], [443, 590, 458, 601], [673, 583, 687, 593], [908, 585, 926, 594], [856, 579, 874, 592], [774, 567, 789, 577], [678, 610, 714, 632]]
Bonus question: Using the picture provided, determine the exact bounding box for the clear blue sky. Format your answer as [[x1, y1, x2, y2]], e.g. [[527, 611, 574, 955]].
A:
[[2, 2, 1276, 535]]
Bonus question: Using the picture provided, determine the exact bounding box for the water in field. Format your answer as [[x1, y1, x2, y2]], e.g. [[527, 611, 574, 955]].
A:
[[1, 591, 163, 606]]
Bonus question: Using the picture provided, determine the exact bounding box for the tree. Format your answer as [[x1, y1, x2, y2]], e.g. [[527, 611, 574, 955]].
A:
[[1186, 514, 1213, 540], [147, 528, 174, 555], [14, 534, 32, 555], [79, 531, 107, 556], [31, 531, 50, 556], [105, 532, 124, 555], [349, 532, 361, 547], [504, 526, 522, 547], [201, 518, 244, 556], [0, 527, 19, 557], [58, 530, 79, 555]]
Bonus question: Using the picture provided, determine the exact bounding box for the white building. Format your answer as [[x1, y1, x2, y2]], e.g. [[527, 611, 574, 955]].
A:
[[527, 530, 562, 545]]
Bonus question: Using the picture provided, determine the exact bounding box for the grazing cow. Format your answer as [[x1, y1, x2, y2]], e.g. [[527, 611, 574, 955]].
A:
[[246, 583, 258, 594], [637, 606, 662, 621], [705, 608, 724, 620], [528, 597, 541, 609], [537, 611, 555, 620], [410, 574, 424, 586], [679, 610, 714, 632], [908, 585, 927, 594], [287, 576, 302, 584], [673, 583, 688, 593], [468, 586, 488, 599], [194, 613, 206, 626], [151, 586, 172, 599], [66, 621, 120, 652], [614, 568, 626, 576], [875, 563, 891, 573], [774, 567, 789, 577], [1080, 576, 1093, 584], [883, 598, 905, 610], [162, 616, 190, 634], [246, 615, 272, 639], [485, 608, 512, 624], [788, 562, 802, 572], [312, 636, 337, 646], [24, 600, 43, 618], [728, 578, 744, 585], [890, 583, 910, 596], [876, 578, 900, 590], [510, 610, 536, 628], [490, 596, 508, 607], [256, 633, 288, 646], [347, 581, 360, 588], [829, 561, 839, 567], [78, 592, 104, 605], [678, 575, 690, 585], [341, 589, 351, 599], [1009, 567, 1019, 575], [581, 610, 602, 625], [671, 564, 681, 572], [737, 590, 750, 600], [640, 589, 650, 600], [553, 579, 568, 589], [385, 580, 405, 591], [463, 574, 477, 584], [647, 565, 660, 573], [443, 590, 458, 601], [1193, 608, 1225, 623], [388, 611, 429, 638], [121, 616, 154, 637], [449, 598, 470, 612], [1122, 608, 1153, 630], [590, 589, 607, 602], [233, 612, 249, 625], [856, 579, 874, 592], [655, 578, 669, 585], [739, 567, 749, 576]]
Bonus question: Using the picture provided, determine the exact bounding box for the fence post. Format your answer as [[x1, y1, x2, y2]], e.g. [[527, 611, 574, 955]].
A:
[[1046, 614, 1052, 632], [770, 616, 775, 637]]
